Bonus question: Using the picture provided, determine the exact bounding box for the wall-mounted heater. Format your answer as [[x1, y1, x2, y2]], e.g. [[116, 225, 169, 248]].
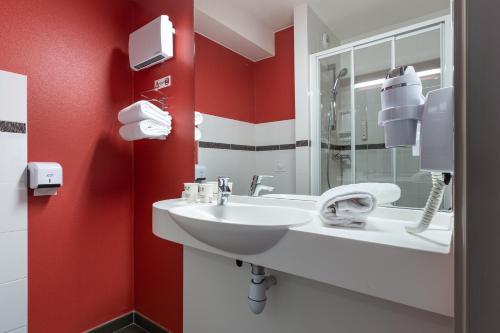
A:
[[129, 15, 175, 71]]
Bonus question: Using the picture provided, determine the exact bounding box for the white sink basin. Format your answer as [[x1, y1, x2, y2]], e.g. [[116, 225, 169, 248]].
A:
[[168, 203, 313, 254]]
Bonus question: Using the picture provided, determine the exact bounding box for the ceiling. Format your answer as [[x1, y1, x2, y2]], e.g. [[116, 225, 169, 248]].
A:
[[206, 0, 450, 40]]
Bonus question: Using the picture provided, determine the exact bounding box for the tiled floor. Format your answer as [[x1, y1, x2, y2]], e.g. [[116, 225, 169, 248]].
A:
[[114, 324, 149, 333]]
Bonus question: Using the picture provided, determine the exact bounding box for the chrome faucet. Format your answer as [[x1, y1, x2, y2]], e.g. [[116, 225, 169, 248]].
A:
[[217, 177, 231, 205], [249, 175, 274, 197]]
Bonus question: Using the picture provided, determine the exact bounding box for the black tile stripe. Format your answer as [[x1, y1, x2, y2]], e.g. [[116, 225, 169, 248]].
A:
[[295, 140, 310, 147], [356, 143, 387, 150], [331, 144, 351, 151], [230, 144, 256, 151], [198, 140, 386, 151], [320, 143, 387, 150], [279, 143, 296, 150], [0, 121, 26, 134], [199, 141, 299, 151], [256, 145, 280, 151], [198, 141, 230, 149]]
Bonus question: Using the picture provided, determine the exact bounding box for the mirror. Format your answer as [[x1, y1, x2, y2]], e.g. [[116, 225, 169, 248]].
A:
[[194, 0, 452, 210]]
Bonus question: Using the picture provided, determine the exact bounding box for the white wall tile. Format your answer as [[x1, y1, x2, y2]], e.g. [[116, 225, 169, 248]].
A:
[[199, 114, 255, 146], [255, 150, 296, 194], [0, 71, 27, 123], [295, 147, 310, 194], [198, 148, 256, 196], [199, 148, 297, 196], [6, 326, 27, 333], [0, 278, 27, 332], [0, 184, 27, 233], [0, 70, 28, 333], [200, 115, 296, 147], [255, 120, 295, 146], [0, 231, 27, 284], [198, 116, 298, 195], [0, 132, 27, 187]]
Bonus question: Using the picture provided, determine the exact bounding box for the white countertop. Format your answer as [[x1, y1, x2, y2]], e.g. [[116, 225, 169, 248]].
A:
[[248, 194, 452, 254], [153, 195, 454, 317]]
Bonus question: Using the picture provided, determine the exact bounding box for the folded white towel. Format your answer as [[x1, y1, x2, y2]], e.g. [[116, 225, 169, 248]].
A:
[[118, 100, 172, 126], [194, 111, 203, 126], [119, 120, 171, 141], [194, 127, 202, 141], [316, 183, 401, 227]]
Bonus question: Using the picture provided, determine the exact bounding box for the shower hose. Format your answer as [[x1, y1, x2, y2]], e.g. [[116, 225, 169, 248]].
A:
[[406, 172, 452, 234]]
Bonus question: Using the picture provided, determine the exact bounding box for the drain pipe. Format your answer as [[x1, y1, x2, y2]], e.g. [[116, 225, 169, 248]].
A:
[[248, 264, 277, 314]]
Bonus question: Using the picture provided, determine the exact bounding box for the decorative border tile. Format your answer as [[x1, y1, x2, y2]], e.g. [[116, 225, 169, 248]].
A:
[[230, 144, 256, 151], [0, 121, 26, 134], [256, 145, 280, 151], [295, 140, 310, 147], [198, 141, 230, 149], [333, 145, 351, 151], [199, 140, 386, 151], [279, 144, 296, 150], [357, 143, 387, 150], [320, 143, 386, 150]]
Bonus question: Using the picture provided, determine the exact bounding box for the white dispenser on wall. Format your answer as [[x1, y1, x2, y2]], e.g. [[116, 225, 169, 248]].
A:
[[129, 15, 175, 71], [28, 162, 63, 196]]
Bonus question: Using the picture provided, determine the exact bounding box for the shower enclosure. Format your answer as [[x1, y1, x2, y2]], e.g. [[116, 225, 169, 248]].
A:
[[310, 16, 452, 209]]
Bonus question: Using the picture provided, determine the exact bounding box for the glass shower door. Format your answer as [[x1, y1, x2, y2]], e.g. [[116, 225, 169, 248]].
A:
[[353, 40, 393, 185], [393, 27, 448, 208], [318, 51, 352, 193], [311, 17, 452, 210]]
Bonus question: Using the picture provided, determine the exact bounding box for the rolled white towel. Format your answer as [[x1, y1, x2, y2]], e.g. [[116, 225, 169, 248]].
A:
[[118, 100, 172, 126], [316, 183, 401, 227], [119, 120, 171, 141], [194, 111, 203, 126]]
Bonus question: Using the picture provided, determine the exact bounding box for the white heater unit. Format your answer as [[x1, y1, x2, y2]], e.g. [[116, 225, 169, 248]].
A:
[[129, 15, 175, 71]]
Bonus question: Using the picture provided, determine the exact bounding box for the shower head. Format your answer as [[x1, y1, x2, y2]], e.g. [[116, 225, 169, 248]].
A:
[[332, 68, 348, 96], [338, 68, 348, 78]]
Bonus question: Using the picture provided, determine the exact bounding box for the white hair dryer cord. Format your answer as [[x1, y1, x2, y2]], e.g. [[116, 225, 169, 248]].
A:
[[406, 172, 451, 234]]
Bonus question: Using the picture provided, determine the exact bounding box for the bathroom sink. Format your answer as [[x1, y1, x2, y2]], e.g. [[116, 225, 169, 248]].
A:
[[167, 203, 313, 254]]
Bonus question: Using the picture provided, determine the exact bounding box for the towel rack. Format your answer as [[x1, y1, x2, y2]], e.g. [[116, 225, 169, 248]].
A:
[[140, 88, 168, 111]]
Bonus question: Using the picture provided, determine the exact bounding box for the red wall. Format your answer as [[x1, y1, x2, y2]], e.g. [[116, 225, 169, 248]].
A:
[[0, 0, 135, 332], [0, 0, 194, 332], [194, 27, 294, 124], [254, 27, 295, 123], [132, 1, 194, 332], [195, 34, 255, 123]]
